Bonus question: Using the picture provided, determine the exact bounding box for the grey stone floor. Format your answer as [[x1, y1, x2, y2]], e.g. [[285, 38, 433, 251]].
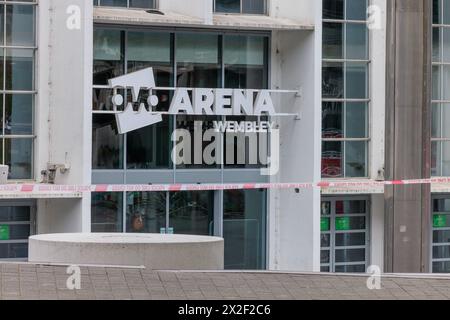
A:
[[1, 263, 450, 300]]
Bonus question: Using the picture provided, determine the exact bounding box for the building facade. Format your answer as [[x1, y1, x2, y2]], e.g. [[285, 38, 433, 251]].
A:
[[0, 0, 448, 274]]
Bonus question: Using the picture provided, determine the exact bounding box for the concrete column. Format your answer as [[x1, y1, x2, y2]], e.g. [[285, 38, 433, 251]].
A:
[[384, 0, 432, 273]]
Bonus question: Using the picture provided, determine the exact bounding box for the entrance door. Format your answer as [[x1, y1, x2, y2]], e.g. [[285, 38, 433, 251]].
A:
[[0, 202, 35, 261]]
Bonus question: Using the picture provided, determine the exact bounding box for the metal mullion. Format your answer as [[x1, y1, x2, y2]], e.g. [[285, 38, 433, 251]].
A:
[[433, 242, 450, 247], [323, 19, 367, 25], [334, 262, 367, 266], [0, 221, 31, 225], [331, 199, 336, 272]]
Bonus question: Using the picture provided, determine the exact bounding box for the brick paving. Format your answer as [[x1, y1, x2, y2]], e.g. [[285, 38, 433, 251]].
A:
[[1, 263, 450, 300]]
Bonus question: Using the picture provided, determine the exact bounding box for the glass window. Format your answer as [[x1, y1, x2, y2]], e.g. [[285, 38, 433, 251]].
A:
[[169, 191, 215, 236], [125, 31, 172, 169], [176, 33, 220, 88], [126, 192, 166, 233], [93, 29, 124, 85], [0, 204, 34, 260], [224, 35, 268, 89], [432, 1, 450, 177], [94, 0, 156, 9], [214, 0, 267, 15], [432, 197, 450, 273], [91, 193, 123, 232], [223, 189, 267, 270], [322, 0, 369, 179], [92, 114, 124, 170], [320, 198, 369, 273], [92, 28, 269, 171]]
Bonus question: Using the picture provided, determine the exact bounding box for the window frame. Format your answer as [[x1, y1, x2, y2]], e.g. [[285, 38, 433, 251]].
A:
[[0, 1, 38, 181], [92, 24, 271, 172], [94, 0, 158, 10], [432, 0, 450, 177], [321, 0, 371, 179], [213, 0, 269, 16], [320, 196, 371, 273]]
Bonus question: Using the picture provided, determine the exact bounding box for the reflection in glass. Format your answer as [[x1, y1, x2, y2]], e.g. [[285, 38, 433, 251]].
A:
[[93, 29, 123, 85], [6, 4, 35, 46], [223, 189, 267, 270], [127, 116, 171, 169], [5, 138, 32, 179], [323, 22, 343, 59], [169, 191, 214, 236], [92, 114, 123, 169], [322, 62, 343, 98], [224, 35, 268, 89], [5, 49, 33, 91], [176, 33, 220, 88], [91, 192, 123, 232], [5, 94, 33, 135], [126, 192, 166, 233]]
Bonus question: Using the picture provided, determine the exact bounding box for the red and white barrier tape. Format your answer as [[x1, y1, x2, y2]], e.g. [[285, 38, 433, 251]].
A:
[[0, 177, 449, 193]]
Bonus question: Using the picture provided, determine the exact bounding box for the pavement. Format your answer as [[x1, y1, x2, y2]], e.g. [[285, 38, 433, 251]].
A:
[[1, 263, 450, 300]]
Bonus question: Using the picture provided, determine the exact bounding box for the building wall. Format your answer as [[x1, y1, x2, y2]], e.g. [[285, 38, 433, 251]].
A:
[[36, 0, 93, 233]]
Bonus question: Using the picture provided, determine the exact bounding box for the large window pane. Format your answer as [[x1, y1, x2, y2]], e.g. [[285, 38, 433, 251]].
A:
[[346, 63, 367, 99], [176, 34, 220, 88], [346, 23, 367, 60], [345, 102, 367, 138], [345, 141, 367, 177], [127, 116, 171, 169], [322, 62, 343, 99], [91, 193, 123, 232], [99, 0, 127, 7], [323, 22, 343, 59], [126, 192, 166, 233], [4, 94, 33, 136], [242, 0, 266, 14], [6, 4, 35, 46], [223, 189, 267, 270], [129, 0, 155, 8], [346, 0, 367, 21], [224, 35, 268, 89], [93, 29, 123, 85], [169, 191, 214, 236], [215, 0, 241, 13], [5, 138, 32, 180], [322, 102, 343, 138], [322, 141, 343, 178], [92, 114, 123, 169], [5, 49, 34, 91], [323, 0, 344, 19]]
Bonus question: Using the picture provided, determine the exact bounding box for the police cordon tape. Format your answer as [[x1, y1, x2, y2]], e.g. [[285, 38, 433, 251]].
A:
[[0, 177, 449, 193]]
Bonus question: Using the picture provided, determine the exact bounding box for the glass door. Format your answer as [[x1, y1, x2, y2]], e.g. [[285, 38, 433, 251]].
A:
[[0, 202, 35, 261]]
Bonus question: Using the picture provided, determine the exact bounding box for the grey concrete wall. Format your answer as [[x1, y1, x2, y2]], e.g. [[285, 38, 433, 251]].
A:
[[384, 0, 432, 273]]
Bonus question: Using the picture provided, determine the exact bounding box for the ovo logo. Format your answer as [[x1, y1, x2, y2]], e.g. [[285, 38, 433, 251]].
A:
[[109, 68, 162, 134]]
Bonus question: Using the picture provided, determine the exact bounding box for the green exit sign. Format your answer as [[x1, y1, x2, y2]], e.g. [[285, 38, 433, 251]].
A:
[[434, 215, 448, 228], [335, 217, 351, 231], [321, 218, 330, 232], [0, 225, 10, 240]]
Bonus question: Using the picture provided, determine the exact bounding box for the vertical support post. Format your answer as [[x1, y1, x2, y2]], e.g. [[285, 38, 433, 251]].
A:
[[384, 0, 432, 273]]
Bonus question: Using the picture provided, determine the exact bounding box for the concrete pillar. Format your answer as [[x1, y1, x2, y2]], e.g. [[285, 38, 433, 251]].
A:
[[384, 0, 432, 273]]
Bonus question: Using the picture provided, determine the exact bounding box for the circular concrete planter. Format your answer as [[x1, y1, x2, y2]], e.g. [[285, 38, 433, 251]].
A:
[[29, 233, 224, 270]]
